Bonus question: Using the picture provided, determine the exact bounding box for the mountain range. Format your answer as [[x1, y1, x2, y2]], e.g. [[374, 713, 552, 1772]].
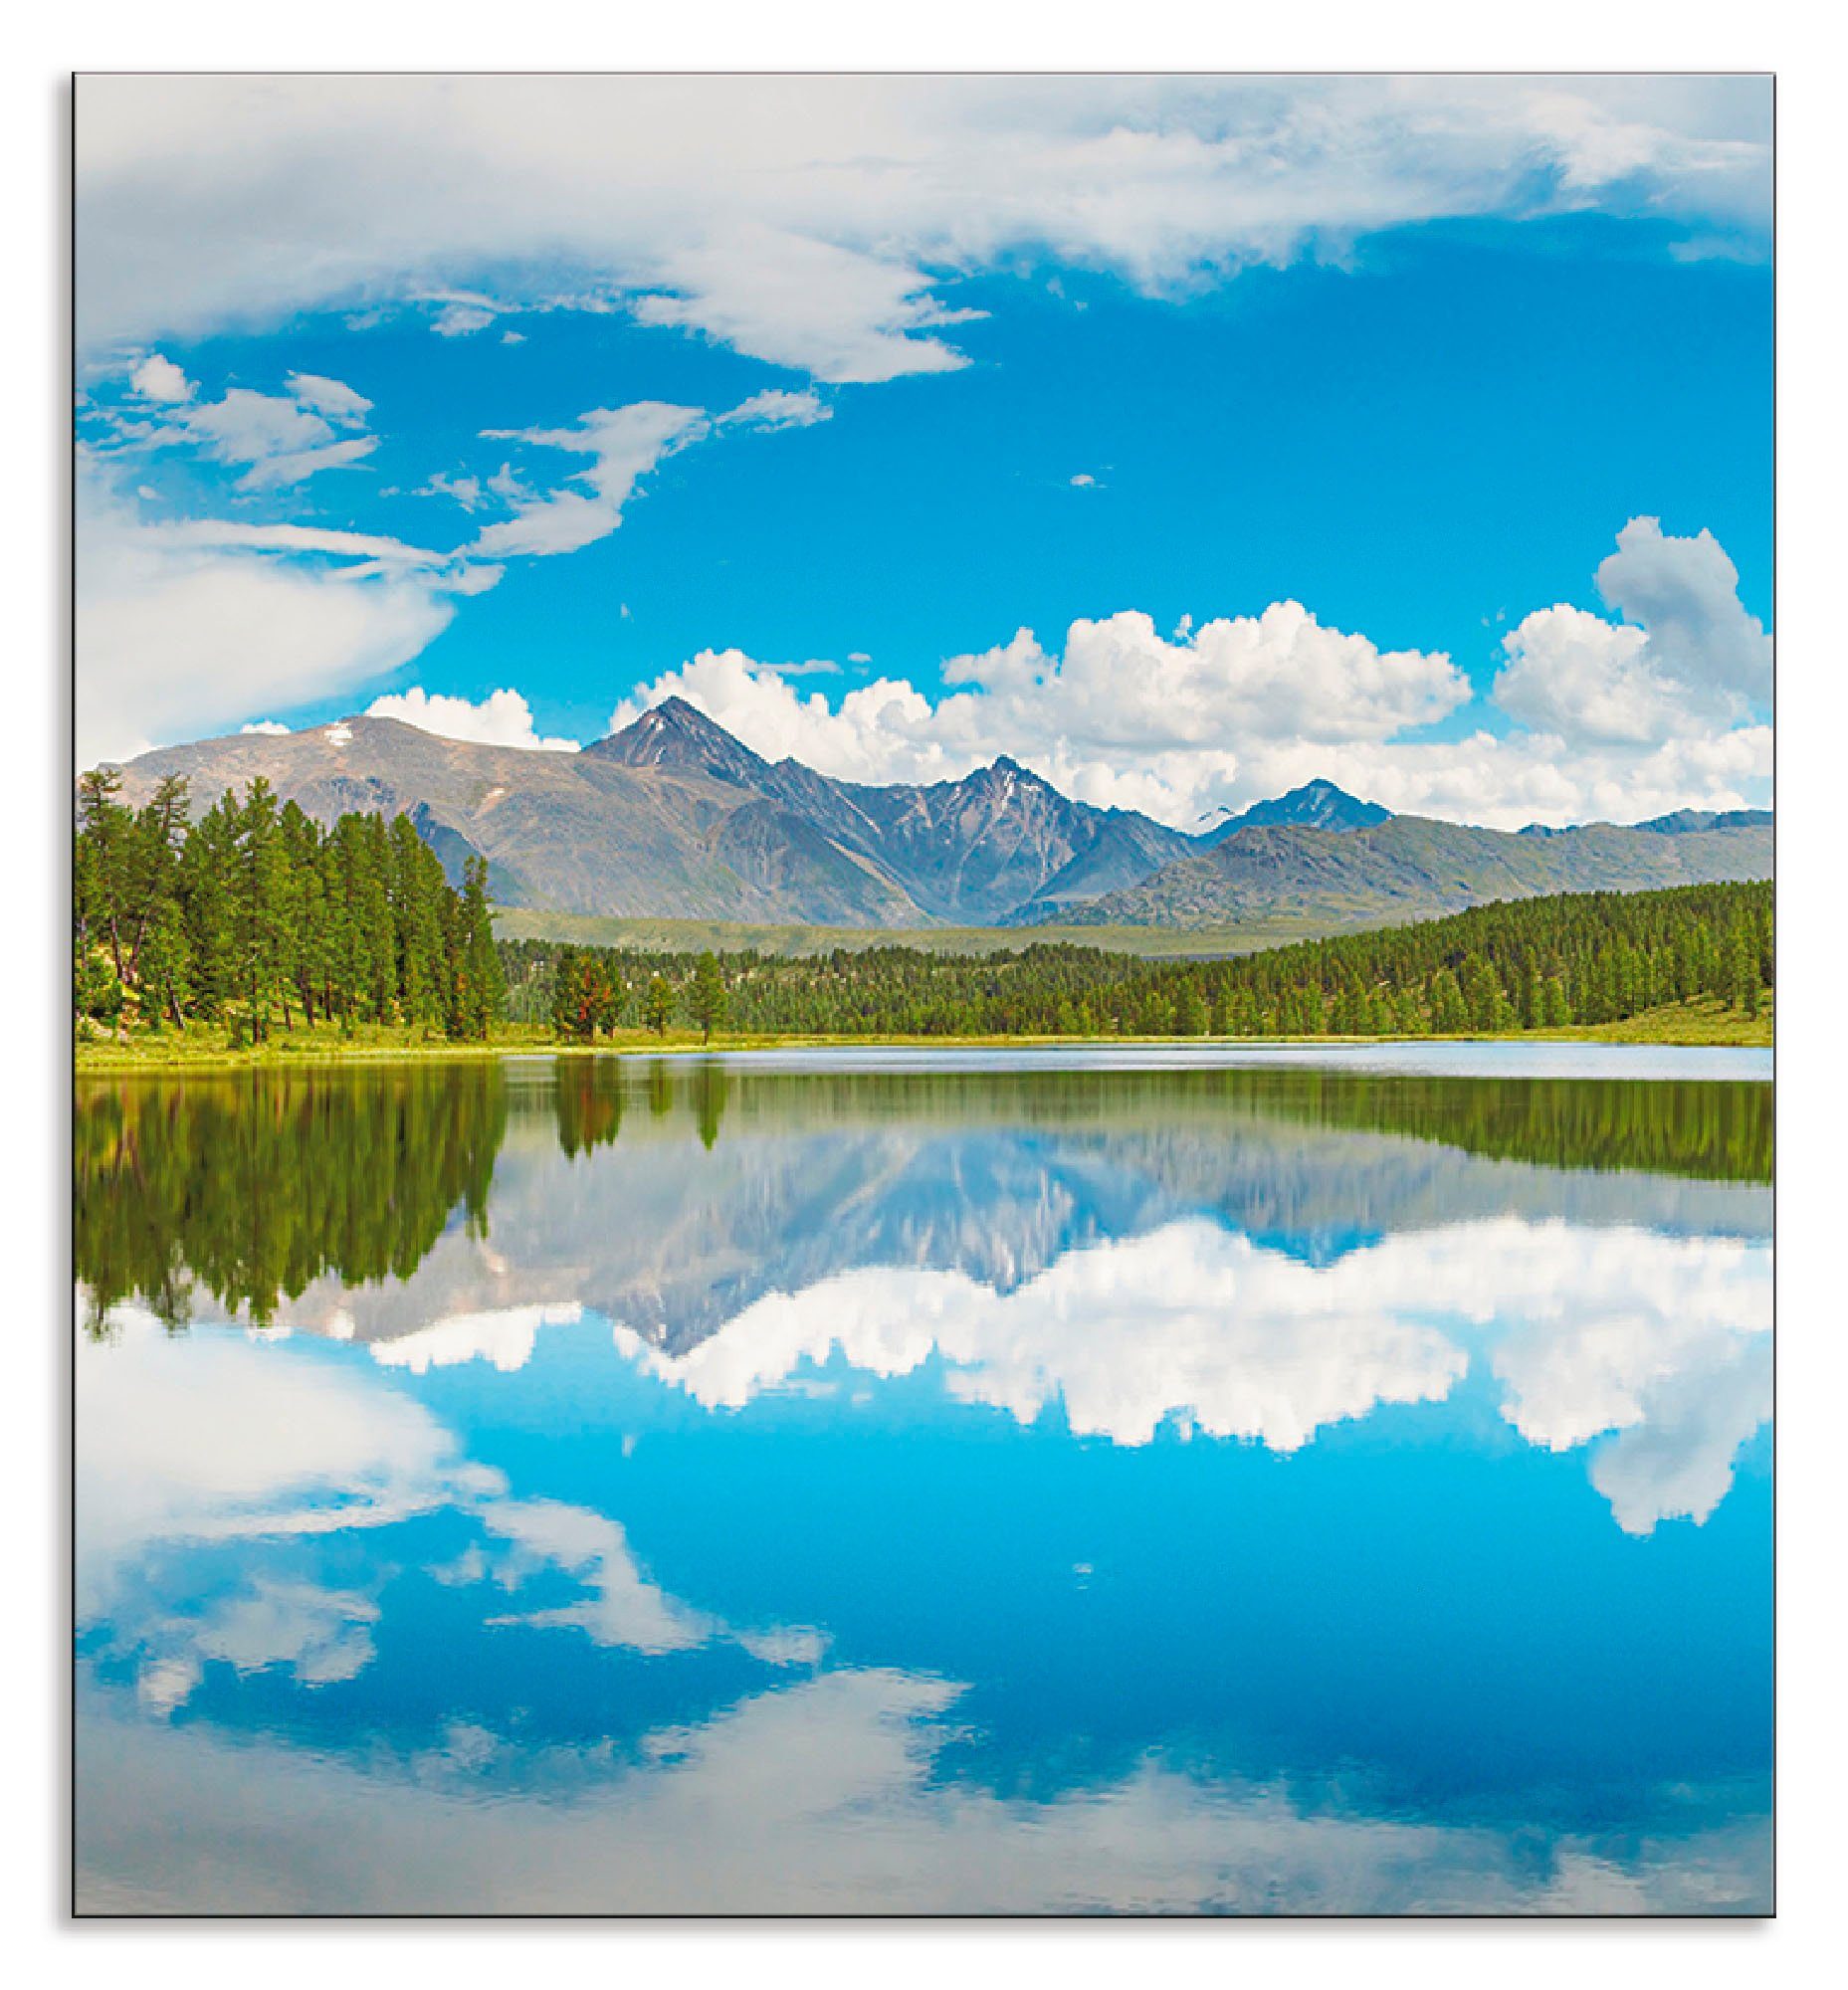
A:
[[107, 699, 1771, 937]]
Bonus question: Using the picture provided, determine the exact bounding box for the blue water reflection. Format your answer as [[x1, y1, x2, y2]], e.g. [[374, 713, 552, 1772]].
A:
[[75, 1054, 1772, 1913]]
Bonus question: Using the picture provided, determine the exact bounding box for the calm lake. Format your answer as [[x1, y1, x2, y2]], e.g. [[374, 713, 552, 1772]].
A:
[[74, 1047, 1773, 1915]]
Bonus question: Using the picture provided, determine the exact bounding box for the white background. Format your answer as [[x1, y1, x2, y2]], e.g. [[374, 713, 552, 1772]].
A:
[[5, 4, 1842, 1981]]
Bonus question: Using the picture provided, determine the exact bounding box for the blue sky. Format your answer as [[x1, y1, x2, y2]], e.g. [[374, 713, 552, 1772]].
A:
[[76, 76, 1772, 828]]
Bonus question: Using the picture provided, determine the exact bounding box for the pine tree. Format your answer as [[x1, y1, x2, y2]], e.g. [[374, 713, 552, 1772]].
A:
[[643, 972, 676, 1037], [454, 857, 505, 1041], [689, 952, 727, 1043], [235, 776, 288, 1040]]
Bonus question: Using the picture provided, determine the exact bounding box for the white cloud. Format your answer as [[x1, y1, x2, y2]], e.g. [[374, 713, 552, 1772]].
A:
[[100, 369, 383, 494], [434, 302, 497, 337], [1204, 723, 1774, 834], [1595, 515, 1772, 704], [1494, 517, 1772, 746], [75, 78, 1769, 379], [239, 719, 292, 736], [76, 461, 473, 766], [1070, 473, 1097, 488], [719, 387, 832, 431], [1491, 607, 1662, 746], [129, 351, 192, 402], [184, 386, 331, 462], [473, 400, 706, 558], [758, 659, 840, 680], [630, 227, 977, 384], [363, 687, 581, 754], [145, 516, 446, 563], [284, 371, 373, 425], [235, 435, 377, 492], [420, 471, 485, 510]]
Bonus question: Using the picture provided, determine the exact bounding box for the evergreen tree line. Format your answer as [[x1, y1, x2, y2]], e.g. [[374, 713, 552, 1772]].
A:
[[75, 771, 507, 1042], [499, 880, 1773, 1042]]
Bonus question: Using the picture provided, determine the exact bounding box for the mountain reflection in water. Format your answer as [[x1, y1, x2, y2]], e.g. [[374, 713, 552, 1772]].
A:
[[74, 1052, 1772, 1914]]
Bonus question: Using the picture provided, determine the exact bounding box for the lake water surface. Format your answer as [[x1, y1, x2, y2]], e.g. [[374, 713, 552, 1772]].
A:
[[74, 1048, 1773, 1914]]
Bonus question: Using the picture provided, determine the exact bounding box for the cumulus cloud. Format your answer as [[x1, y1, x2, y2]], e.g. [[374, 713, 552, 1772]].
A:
[[364, 687, 581, 753], [597, 514, 1769, 828], [1494, 517, 1772, 746], [603, 604, 1471, 824], [1595, 515, 1772, 703], [239, 719, 292, 737], [128, 351, 193, 402], [75, 77, 1770, 378], [624, 602, 1466, 766]]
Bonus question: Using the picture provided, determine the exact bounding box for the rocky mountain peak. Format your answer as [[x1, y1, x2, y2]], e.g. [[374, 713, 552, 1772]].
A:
[[583, 696, 770, 786], [1204, 777, 1392, 842]]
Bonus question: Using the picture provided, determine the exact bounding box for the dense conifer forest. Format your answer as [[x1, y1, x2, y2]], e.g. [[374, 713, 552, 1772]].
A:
[[75, 770, 506, 1043], [508, 880, 1772, 1042]]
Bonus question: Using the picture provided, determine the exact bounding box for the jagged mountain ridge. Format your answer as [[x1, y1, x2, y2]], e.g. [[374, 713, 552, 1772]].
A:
[[108, 698, 1192, 926], [106, 697, 1772, 932], [1046, 812, 1774, 933]]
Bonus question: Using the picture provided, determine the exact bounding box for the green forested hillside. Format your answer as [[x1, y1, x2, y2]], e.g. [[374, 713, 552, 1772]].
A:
[[506, 881, 1772, 1042]]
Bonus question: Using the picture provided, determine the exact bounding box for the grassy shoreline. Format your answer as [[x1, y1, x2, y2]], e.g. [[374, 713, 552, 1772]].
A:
[[73, 996, 1771, 1074]]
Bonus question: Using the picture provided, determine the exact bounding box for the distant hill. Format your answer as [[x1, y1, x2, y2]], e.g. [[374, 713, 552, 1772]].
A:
[[1633, 807, 1774, 835], [1039, 813, 1773, 932], [1201, 777, 1390, 841], [103, 699, 1770, 935]]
